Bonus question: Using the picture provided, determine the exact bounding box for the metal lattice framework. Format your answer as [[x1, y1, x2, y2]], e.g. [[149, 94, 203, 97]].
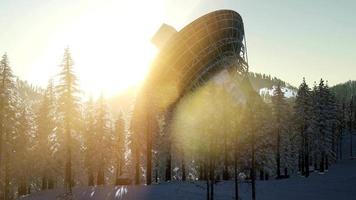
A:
[[132, 10, 248, 185], [142, 9, 248, 112]]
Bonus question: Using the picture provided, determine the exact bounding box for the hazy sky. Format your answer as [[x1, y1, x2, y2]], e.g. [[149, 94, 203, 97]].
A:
[[1, 0, 355, 96]]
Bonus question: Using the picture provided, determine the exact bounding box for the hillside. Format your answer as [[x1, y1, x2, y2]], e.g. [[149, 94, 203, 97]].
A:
[[106, 72, 298, 111], [331, 80, 356, 101], [248, 72, 297, 100]]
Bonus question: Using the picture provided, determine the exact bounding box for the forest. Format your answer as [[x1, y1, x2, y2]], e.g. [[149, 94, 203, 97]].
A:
[[0, 49, 355, 200]]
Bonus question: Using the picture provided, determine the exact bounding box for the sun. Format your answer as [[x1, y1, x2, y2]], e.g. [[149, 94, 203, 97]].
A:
[[41, 0, 164, 98]]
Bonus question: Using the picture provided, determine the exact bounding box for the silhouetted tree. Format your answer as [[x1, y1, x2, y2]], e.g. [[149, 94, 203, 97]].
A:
[[271, 83, 286, 178], [295, 78, 312, 177]]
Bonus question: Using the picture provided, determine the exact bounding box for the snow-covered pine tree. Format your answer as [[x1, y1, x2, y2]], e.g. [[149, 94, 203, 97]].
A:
[[310, 79, 336, 173], [83, 98, 95, 186], [280, 103, 299, 176], [294, 78, 312, 177], [114, 111, 125, 185], [324, 82, 338, 167], [56, 48, 80, 193], [14, 106, 33, 197], [241, 91, 266, 200], [271, 83, 287, 178], [94, 95, 111, 185], [348, 96, 354, 158], [36, 80, 57, 190], [335, 99, 346, 160], [353, 96, 356, 157], [0, 53, 18, 200]]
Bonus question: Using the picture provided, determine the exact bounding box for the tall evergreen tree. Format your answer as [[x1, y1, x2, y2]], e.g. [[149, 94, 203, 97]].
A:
[[0, 53, 17, 200], [83, 98, 95, 186], [271, 83, 286, 178], [56, 48, 80, 193], [94, 95, 110, 185], [311, 79, 337, 172], [114, 111, 125, 185], [36, 80, 56, 190], [14, 107, 31, 197], [349, 96, 354, 158], [295, 78, 312, 177]]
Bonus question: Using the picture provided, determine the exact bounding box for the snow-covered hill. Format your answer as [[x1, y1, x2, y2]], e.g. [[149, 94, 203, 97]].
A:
[[259, 86, 297, 99]]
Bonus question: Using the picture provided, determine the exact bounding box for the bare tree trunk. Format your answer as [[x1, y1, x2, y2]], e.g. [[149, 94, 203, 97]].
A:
[[146, 109, 152, 185], [203, 163, 207, 180], [206, 179, 210, 200], [199, 162, 203, 180], [88, 168, 94, 186], [18, 177, 27, 196], [234, 152, 239, 200], [0, 115, 3, 199], [146, 138, 152, 185], [97, 166, 105, 185], [48, 177, 54, 189], [155, 168, 158, 183], [4, 151, 10, 200], [301, 152, 305, 175], [350, 98, 353, 158], [41, 176, 48, 190], [276, 128, 281, 178], [115, 153, 124, 185], [304, 127, 309, 177], [320, 151, 325, 173], [314, 154, 318, 171], [209, 158, 214, 200], [300, 127, 305, 176], [182, 157, 186, 181], [134, 142, 140, 185], [165, 143, 172, 182], [339, 134, 343, 160], [223, 134, 229, 180], [64, 126, 72, 194], [251, 126, 256, 200], [251, 146, 256, 200], [350, 121, 353, 158]]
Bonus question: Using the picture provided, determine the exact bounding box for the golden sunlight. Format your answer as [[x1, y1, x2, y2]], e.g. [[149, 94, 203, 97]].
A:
[[35, 0, 164, 97]]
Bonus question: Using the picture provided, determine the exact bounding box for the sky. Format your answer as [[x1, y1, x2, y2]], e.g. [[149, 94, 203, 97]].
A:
[[0, 0, 355, 97]]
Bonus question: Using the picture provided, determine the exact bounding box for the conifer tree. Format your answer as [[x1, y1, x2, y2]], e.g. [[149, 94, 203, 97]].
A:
[[36, 80, 56, 190], [114, 111, 125, 185], [271, 83, 286, 178], [56, 48, 80, 193], [94, 95, 110, 185], [14, 107, 31, 196], [310, 79, 337, 172], [0, 53, 17, 200], [349, 96, 354, 158], [295, 78, 312, 177], [84, 98, 95, 186]]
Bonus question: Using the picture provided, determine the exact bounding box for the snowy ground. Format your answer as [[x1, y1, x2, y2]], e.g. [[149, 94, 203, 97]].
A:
[[23, 134, 356, 200], [21, 159, 356, 200]]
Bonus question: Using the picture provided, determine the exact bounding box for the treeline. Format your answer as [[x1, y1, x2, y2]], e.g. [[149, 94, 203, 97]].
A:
[[331, 80, 356, 159], [332, 80, 356, 101], [248, 72, 295, 91], [139, 76, 352, 200]]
